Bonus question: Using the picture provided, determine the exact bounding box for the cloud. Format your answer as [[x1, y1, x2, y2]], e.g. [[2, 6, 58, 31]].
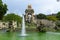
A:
[[2, 0, 60, 15]]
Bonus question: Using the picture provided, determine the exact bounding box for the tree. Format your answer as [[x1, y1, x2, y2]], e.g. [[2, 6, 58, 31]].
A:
[[3, 13, 22, 23], [56, 12, 60, 20], [36, 13, 47, 19], [0, 0, 8, 20], [47, 16, 57, 21]]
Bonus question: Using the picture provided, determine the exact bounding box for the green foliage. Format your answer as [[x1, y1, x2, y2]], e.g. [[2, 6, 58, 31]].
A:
[[56, 12, 60, 20], [55, 21, 60, 31], [47, 16, 57, 21], [56, 21, 60, 27], [36, 21, 46, 32], [36, 13, 47, 19], [26, 22, 36, 28], [3, 13, 22, 23], [0, 0, 8, 20]]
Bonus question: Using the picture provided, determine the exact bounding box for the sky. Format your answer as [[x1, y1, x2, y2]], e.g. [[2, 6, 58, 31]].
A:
[[2, 0, 60, 16]]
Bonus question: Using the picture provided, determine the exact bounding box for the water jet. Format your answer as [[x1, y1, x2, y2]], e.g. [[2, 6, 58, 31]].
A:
[[20, 14, 27, 37]]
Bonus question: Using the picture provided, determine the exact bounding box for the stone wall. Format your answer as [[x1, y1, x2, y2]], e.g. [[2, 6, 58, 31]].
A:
[[37, 19, 56, 27], [0, 21, 17, 29]]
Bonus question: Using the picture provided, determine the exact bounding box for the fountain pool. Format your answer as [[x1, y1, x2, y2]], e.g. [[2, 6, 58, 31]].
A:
[[0, 32, 60, 40]]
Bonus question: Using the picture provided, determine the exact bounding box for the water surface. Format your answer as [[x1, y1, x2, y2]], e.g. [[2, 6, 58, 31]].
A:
[[0, 31, 60, 40]]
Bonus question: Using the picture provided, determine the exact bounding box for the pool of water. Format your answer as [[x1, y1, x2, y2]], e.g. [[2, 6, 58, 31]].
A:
[[0, 31, 60, 40]]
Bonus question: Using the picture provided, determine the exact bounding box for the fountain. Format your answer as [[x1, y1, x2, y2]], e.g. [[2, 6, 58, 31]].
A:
[[20, 14, 27, 36]]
